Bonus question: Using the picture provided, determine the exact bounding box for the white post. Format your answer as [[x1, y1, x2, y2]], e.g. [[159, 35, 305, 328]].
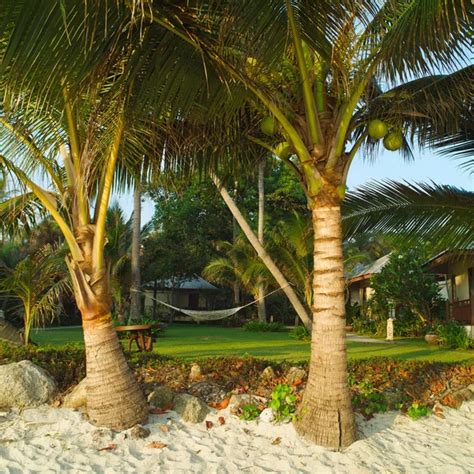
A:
[[386, 318, 394, 341], [0, 310, 4, 320]]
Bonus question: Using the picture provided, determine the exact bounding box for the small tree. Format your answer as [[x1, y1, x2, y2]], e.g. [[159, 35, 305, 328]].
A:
[[368, 249, 444, 335], [0, 244, 70, 344]]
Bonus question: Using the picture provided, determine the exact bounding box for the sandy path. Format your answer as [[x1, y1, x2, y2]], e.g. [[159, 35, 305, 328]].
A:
[[0, 401, 472, 473]]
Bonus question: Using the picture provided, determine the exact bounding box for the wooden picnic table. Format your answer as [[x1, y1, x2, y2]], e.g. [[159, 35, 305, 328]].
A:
[[115, 324, 154, 352]]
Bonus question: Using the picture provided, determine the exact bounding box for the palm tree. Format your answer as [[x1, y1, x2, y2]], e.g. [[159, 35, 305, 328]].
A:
[[129, 183, 142, 322], [203, 237, 271, 309], [0, 244, 69, 345], [0, 1, 232, 429], [257, 158, 267, 322], [158, 0, 472, 447], [269, 212, 313, 310], [343, 181, 474, 250], [105, 203, 133, 324], [212, 175, 313, 329]]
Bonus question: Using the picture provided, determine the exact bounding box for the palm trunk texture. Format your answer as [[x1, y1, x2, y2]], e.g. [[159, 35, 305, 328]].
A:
[[129, 184, 142, 322], [82, 313, 148, 429], [257, 159, 267, 323], [295, 203, 356, 448]]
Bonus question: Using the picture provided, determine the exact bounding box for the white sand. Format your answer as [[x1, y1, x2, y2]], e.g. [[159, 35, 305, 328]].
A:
[[0, 402, 473, 473]]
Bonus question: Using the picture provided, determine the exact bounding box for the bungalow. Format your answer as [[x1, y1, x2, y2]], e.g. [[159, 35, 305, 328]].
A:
[[347, 254, 390, 308], [424, 250, 474, 338], [143, 276, 219, 322], [346, 250, 474, 339]]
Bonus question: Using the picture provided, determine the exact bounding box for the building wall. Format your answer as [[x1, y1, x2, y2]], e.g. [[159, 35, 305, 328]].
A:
[[350, 288, 362, 305], [143, 290, 210, 314], [449, 261, 471, 301], [144, 290, 173, 315]]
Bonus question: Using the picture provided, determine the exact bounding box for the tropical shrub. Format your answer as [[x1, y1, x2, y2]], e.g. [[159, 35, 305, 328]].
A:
[[290, 325, 310, 341], [240, 403, 262, 421], [0, 244, 70, 344], [0, 343, 85, 391], [269, 384, 296, 422], [407, 402, 431, 420], [350, 313, 378, 336], [360, 249, 445, 336], [437, 321, 470, 349], [243, 321, 285, 332]]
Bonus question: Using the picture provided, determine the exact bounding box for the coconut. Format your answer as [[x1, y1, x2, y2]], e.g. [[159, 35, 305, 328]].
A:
[[367, 119, 388, 140], [260, 116, 277, 136], [274, 141, 291, 160], [383, 131, 403, 151], [246, 57, 258, 67]]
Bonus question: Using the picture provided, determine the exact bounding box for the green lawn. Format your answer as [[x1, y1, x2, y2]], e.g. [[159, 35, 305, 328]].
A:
[[31, 324, 474, 363]]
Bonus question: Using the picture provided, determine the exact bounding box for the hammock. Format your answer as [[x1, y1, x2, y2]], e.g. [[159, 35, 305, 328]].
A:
[[155, 300, 244, 321], [135, 284, 289, 322]]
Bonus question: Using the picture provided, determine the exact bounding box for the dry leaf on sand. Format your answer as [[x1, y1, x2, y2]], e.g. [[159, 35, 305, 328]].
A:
[[148, 441, 167, 449]]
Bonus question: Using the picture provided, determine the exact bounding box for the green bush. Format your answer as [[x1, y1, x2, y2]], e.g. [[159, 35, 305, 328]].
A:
[[350, 315, 377, 335], [240, 403, 262, 421], [243, 321, 285, 332], [290, 325, 310, 341], [437, 321, 470, 349], [0, 343, 86, 391], [407, 402, 431, 420], [351, 380, 388, 416], [269, 383, 296, 422]]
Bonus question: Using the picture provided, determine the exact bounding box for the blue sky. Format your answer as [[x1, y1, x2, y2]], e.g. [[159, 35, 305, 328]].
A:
[[347, 149, 472, 189], [116, 148, 472, 225]]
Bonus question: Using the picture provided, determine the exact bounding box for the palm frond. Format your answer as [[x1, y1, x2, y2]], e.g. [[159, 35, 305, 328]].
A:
[[364, 0, 472, 81], [343, 180, 474, 250]]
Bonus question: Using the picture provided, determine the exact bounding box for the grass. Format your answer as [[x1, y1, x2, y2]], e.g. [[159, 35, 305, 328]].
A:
[[30, 324, 474, 363]]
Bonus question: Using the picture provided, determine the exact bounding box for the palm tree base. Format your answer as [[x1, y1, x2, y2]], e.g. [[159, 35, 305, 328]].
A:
[[83, 317, 148, 430], [295, 397, 356, 449]]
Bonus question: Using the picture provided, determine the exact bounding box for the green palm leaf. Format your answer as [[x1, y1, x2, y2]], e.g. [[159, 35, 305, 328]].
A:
[[343, 181, 474, 250]]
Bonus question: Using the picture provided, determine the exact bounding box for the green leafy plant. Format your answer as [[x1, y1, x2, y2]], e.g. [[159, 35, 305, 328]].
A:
[[243, 321, 285, 332], [365, 249, 445, 336], [437, 321, 470, 349], [270, 384, 296, 422], [240, 403, 262, 421], [351, 381, 388, 416], [407, 402, 431, 420], [290, 325, 310, 341]]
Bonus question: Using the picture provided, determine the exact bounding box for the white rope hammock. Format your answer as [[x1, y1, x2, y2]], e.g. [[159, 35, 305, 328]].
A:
[[134, 284, 289, 321]]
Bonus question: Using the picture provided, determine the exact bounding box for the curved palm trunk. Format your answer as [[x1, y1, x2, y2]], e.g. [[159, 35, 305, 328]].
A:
[[23, 304, 32, 346], [212, 174, 312, 331], [129, 184, 142, 322], [295, 203, 356, 449], [257, 159, 266, 322]]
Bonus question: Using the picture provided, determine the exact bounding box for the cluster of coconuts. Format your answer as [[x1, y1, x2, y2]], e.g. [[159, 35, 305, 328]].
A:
[[367, 119, 403, 151], [260, 116, 292, 159]]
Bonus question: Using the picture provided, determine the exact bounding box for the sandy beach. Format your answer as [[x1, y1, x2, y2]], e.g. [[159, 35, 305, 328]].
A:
[[0, 401, 472, 473]]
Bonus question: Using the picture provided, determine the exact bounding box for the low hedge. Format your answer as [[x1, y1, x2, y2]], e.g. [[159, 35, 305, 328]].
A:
[[1, 343, 472, 418]]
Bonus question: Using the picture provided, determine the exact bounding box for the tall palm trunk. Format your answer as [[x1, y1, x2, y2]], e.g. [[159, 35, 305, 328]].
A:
[[129, 184, 142, 322], [295, 201, 356, 448], [257, 159, 266, 322], [232, 183, 241, 305]]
